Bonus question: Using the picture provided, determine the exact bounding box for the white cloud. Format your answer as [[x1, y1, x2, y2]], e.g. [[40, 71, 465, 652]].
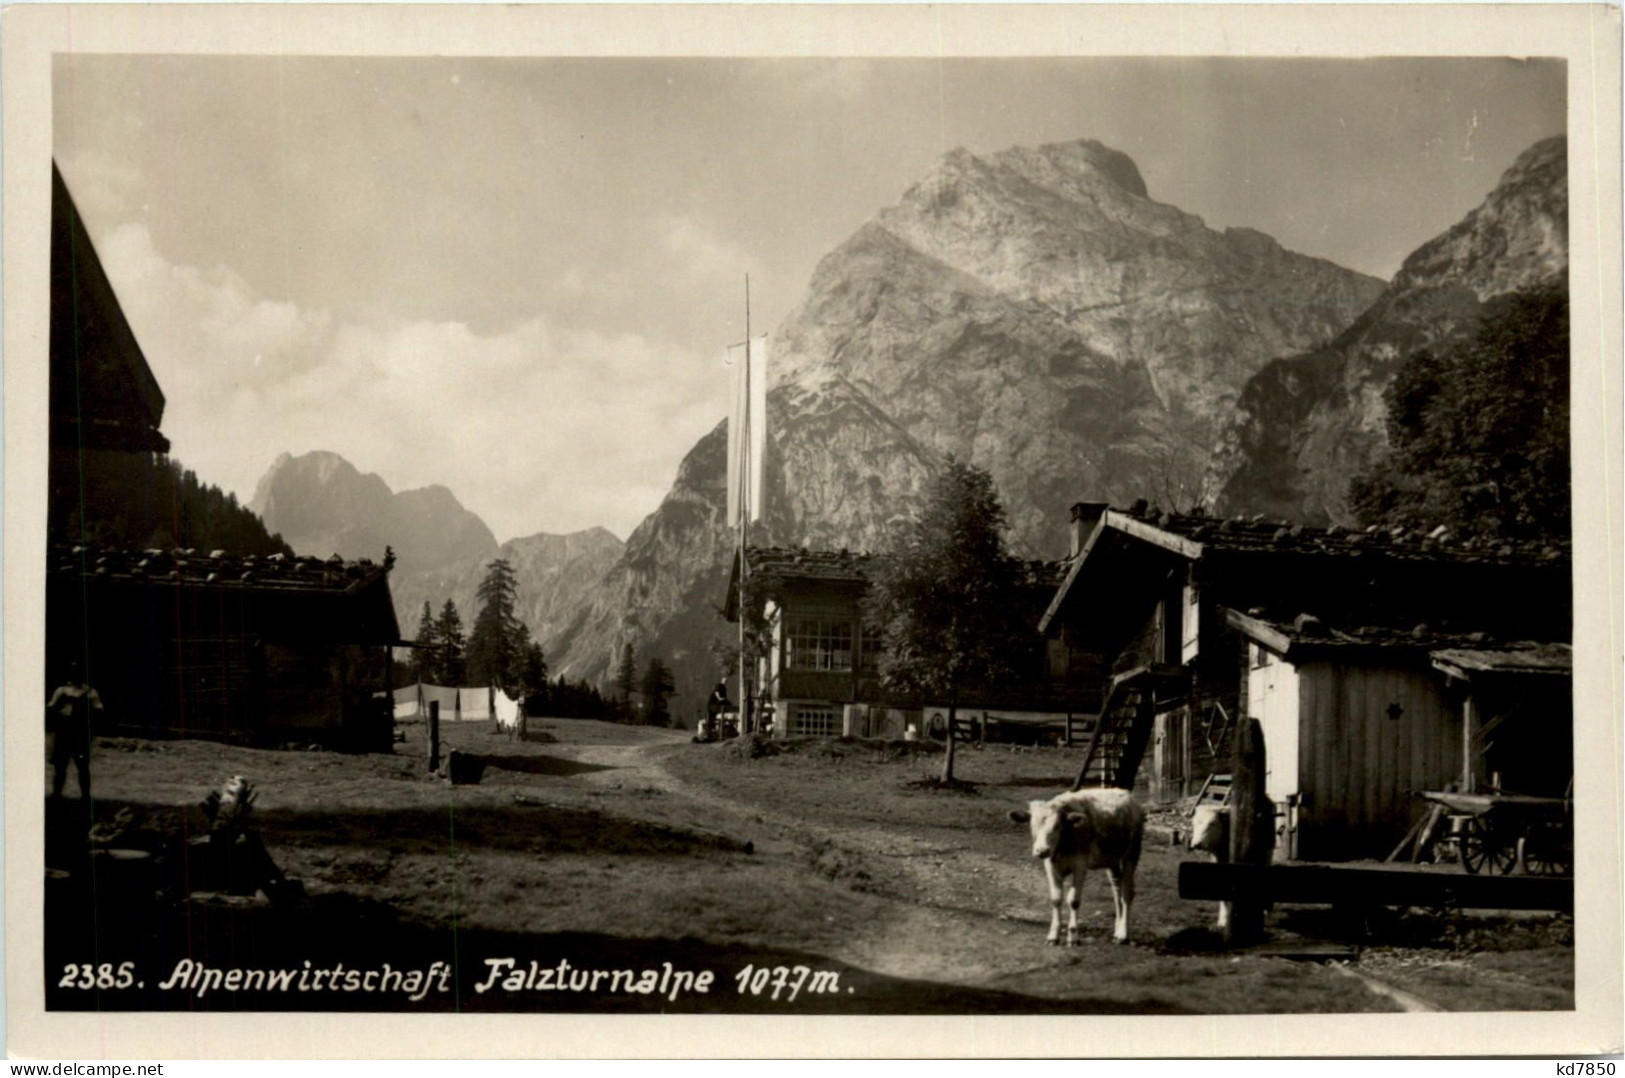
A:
[[91, 223, 724, 542], [659, 214, 751, 278]]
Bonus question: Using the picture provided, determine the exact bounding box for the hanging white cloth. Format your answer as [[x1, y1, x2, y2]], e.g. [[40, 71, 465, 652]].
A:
[[393, 683, 423, 719], [493, 689, 522, 730], [419, 683, 460, 718], [459, 687, 493, 720]]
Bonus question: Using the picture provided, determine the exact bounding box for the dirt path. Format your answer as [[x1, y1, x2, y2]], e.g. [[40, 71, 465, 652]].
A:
[[544, 735, 1260, 998], [545, 735, 1022, 981]]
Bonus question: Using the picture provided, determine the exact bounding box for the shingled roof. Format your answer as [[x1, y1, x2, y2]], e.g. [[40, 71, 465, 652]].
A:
[[1041, 502, 1570, 634], [1226, 607, 1571, 676], [1432, 643, 1573, 678], [49, 543, 404, 647], [49, 543, 395, 594], [743, 546, 874, 583], [1225, 606, 1548, 657], [1099, 502, 1569, 567]]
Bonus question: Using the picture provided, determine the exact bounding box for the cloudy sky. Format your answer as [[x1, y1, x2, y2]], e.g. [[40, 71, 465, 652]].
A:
[[53, 56, 1564, 543]]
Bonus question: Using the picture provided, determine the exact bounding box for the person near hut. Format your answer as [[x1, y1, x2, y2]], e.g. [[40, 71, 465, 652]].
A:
[[709, 680, 738, 737], [47, 660, 101, 799], [709, 681, 732, 719]]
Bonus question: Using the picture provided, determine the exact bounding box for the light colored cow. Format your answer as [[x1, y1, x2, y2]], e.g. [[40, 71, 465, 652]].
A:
[[1187, 802, 1232, 932], [1009, 787, 1145, 945]]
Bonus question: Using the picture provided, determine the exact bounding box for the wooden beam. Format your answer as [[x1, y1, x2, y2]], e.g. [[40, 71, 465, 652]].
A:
[[1178, 861, 1573, 913], [1224, 607, 1295, 656], [1107, 512, 1205, 560], [1227, 717, 1269, 944], [1462, 693, 1479, 791]]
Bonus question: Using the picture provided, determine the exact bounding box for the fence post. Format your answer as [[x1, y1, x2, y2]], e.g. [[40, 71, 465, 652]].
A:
[[1226, 717, 1268, 945], [428, 700, 441, 773]]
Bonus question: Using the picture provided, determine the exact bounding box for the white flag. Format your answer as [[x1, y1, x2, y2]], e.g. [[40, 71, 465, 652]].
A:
[[726, 334, 768, 525]]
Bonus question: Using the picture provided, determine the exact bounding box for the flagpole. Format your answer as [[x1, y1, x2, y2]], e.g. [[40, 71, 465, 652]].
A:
[[738, 275, 751, 738]]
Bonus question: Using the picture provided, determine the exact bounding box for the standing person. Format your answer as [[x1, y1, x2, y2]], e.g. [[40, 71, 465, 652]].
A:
[[708, 680, 731, 718], [47, 660, 101, 799]]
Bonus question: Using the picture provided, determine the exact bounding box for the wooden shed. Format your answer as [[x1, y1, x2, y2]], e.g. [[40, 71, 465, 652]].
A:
[[1038, 502, 1572, 805], [47, 545, 403, 752], [1227, 609, 1571, 862]]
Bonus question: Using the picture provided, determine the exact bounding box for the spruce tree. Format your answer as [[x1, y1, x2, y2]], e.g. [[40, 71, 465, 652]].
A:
[[435, 599, 466, 685], [518, 635, 549, 716], [640, 656, 676, 727], [467, 558, 523, 690], [614, 641, 637, 718], [411, 601, 436, 683]]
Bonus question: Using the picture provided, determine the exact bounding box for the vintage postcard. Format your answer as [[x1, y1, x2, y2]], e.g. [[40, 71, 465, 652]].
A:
[[4, 3, 1621, 1061]]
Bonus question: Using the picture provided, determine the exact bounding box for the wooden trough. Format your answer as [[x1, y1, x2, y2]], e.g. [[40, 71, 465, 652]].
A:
[[1178, 861, 1573, 914]]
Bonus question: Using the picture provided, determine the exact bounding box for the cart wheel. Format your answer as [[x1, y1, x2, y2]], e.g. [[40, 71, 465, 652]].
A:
[[1459, 817, 1515, 876], [1522, 822, 1572, 877], [1486, 827, 1518, 876]]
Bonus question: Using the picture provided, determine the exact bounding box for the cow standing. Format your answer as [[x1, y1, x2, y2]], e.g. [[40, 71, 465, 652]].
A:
[[1010, 788, 1145, 945]]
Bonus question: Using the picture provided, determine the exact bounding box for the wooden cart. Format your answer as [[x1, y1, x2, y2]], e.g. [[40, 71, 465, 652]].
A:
[[1420, 788, 1573, 877]]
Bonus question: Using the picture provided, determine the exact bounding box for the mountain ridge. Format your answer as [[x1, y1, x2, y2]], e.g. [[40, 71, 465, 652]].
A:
[[1213, 135, 1568, 523], [248, 450, 624, 650], [546, 136, 1386, 712]]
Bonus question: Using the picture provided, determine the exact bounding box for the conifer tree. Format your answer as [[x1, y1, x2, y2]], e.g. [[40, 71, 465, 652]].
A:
[[864, 456, 1025, 782], [640, 656, 676, 727], [615, 642, 638, 717], [435, 599, 466, 685], [411, 601, 436, 683], [467, 558, 524, 690]]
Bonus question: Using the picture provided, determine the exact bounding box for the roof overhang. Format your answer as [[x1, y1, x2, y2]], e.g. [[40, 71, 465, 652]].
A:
[[1038, 510, 1201, 634], [1431, 645, 1573, 682]]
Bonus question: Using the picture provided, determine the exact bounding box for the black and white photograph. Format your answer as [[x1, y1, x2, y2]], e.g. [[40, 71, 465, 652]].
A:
[[5, 3, 1621, 1060]]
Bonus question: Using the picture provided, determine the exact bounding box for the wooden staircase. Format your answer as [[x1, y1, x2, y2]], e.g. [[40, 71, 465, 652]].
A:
[[1071, 663, 1191, 791]]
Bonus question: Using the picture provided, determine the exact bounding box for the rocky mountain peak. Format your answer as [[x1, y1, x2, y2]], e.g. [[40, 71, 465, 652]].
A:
[[996, 138, 1152, 199], [547, 135, 1385, 713], [1392, 135, 1567, 301], [248, 450, 623, 649]]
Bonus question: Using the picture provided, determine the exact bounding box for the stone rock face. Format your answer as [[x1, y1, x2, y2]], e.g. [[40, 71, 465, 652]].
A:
[[1214, 136, 1569, 524], [250, 451, 499, 572], [547, 138, 1385, 710], [248, 451, 622, 647]]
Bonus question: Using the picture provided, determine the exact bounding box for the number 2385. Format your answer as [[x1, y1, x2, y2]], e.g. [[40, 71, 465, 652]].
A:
[[57, 962, 136, 989]]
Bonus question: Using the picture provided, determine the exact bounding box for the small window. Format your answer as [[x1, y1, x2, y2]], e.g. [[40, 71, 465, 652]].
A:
[[1252, 643, 1273, 669], [792, 704, 842, 737]]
